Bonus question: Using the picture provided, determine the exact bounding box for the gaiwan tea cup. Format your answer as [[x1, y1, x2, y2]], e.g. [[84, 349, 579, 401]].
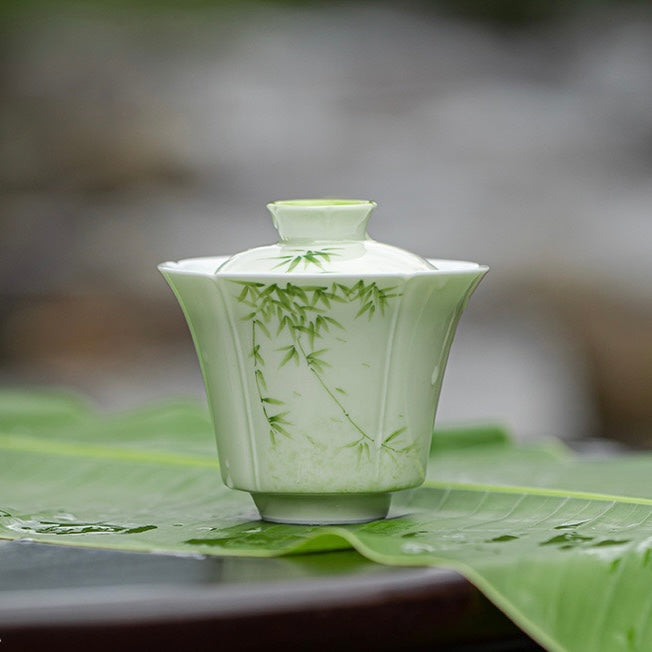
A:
[[159, 199, 488, 524]]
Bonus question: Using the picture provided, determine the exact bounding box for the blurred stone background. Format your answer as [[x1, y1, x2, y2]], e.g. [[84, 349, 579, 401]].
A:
[[1, 0, 651, 447]]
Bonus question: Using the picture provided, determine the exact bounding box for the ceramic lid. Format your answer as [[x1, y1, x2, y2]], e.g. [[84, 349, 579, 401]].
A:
[[216, 199, 436, 275]]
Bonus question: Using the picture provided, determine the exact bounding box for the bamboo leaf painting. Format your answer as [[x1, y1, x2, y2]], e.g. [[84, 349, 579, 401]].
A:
[[269, 248, 342, 272], [233, 281, 409, 452]]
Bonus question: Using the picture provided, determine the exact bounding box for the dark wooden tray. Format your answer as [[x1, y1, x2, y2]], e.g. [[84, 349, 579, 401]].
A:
[[0, 540, 542, 651]]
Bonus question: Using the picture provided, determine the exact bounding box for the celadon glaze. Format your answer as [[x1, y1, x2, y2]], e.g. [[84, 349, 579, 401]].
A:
[[218, 200, 436, 275], [159, 199, 488, 524]]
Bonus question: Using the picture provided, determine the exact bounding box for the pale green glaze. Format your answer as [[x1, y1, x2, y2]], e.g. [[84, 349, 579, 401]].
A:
[[159, 200, 488, 523], [218, 199, 436, 275]]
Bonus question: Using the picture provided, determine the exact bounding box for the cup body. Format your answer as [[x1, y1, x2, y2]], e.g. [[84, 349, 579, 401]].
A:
[[160, 258, 487, 523]]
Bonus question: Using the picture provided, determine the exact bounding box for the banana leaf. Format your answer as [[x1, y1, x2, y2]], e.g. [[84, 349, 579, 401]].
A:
[[1, 390, 651, 652]]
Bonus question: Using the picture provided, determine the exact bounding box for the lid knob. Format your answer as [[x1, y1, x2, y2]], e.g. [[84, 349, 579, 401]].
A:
[[267, 199, 376, 243]]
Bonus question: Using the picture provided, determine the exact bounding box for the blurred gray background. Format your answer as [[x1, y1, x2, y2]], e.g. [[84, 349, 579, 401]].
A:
[[1, 0, 651, 447]]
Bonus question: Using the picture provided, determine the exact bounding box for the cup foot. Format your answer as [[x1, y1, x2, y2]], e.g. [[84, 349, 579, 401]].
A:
[[251, 492, 391, 525]]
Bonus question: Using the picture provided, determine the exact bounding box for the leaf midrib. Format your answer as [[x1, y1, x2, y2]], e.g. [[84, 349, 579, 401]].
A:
[[0, 433, 218, 468], [2, 433, 651, 506]]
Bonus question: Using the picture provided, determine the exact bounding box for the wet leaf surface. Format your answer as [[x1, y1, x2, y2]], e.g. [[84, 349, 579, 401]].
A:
[[1, 391, 651, 652]]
